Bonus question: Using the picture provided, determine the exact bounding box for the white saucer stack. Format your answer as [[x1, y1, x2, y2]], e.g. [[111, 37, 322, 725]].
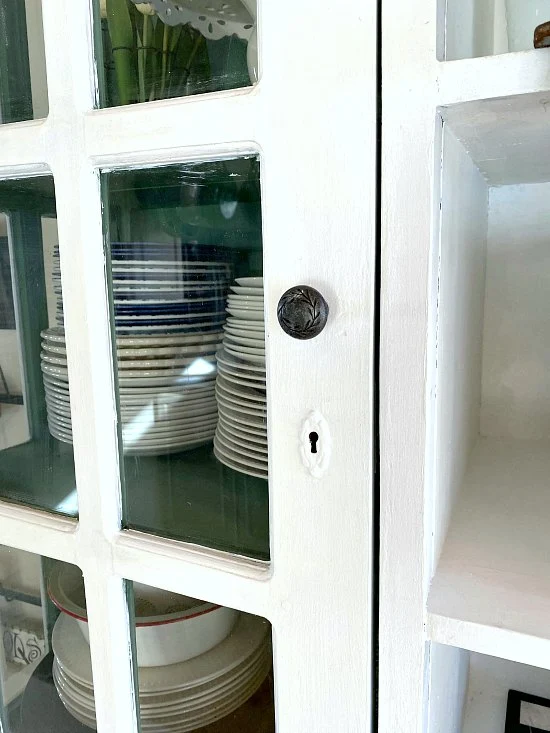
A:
[[40, 328, 223, 455], [213, 277, 267, 479], [52, 612, 271, 731]]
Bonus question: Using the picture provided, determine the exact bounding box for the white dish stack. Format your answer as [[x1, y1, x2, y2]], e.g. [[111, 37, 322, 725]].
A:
[[40, 328, 224, 455], [44, 243, 233, 455], [51, 612, 271, 731], [213, 277, 267, 479]]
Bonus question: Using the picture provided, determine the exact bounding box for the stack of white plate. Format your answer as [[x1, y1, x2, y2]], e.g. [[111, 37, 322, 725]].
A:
[[51, 611, 271, 731], [41, 328, 224, 455], [213, 277, 267, 479]]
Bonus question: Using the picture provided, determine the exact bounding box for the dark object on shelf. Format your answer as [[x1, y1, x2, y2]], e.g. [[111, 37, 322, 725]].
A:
[[534, 22, 550, 48], [505, 689, 550, 732], [20, 653, 89, 732], [277, 286, 329, 340], [0, 365, 23, 406]]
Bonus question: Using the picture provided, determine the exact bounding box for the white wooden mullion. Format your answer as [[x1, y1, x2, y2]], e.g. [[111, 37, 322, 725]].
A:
[[85, 90, 261, 164], [113, 531, 272, 618], [379, 0, 439, 731], [0, 502, 77, 560], [41, 2, 137, 731], [0, 121, 47, 172]]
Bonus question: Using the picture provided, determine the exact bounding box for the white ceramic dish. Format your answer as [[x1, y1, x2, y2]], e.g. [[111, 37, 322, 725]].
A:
[[122, 430, 215, 451], [216, 425, 267, 457], [52, 611, 269, 691], [117, 332, 223, 347], [49, 565, 238, 668], [217, 369, 266, 391], [216, 389, 266, 416], [226, 302, 264, 312], [223, 333, 265, 349], [213, 444, 267, 480], [216, 402, 267, 427], [117, 380, 215, 395], [123, 438, 213, 456], [117, 355, 216, 370], [53, 650, 269, 718], [217, 364, 265, 386], [214, 431, 268, 465], [222, 345, 266, 365], [227, 294, 264, 303], [223, 340, 265, 357], [225, 307, 264, 321], [54, 639, 269, 711], [116, 343, 221, 358], [216, 349, 266, 374], [216, 380, 265, 406], [216, 376, 265, 403], [235, 277, 263, 287], [218, 415, 267, 441], [225, 316, 264, 328], [230, 286, 264, 296]]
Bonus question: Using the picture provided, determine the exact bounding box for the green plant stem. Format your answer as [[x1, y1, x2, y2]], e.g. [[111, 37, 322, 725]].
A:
[[180, 34, 204, 93], [141, 13, 150, 102], [106, 0, 137, 105], [160, 23, 170, 99]]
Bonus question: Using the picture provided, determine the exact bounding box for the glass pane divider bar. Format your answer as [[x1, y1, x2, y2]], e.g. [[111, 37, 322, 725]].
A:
[[0, 500, 77, 560], [112, 530, 272, 617]]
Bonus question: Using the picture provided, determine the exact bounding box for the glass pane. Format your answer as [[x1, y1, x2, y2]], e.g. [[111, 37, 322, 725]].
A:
[[94, 0, 257, 108], [441, 0, 550, 60], [0, 177, 77, 516], [0, 176, 77, 516], [0, 548, 95, 731], [0, 0, 48, 122], [103, 159, 268, 559], [127, 580, 274, 733]]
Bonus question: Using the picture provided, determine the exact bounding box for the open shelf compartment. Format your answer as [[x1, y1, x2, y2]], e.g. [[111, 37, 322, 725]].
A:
[[427, 91, 550, 668], [428, 643, 550, 733]]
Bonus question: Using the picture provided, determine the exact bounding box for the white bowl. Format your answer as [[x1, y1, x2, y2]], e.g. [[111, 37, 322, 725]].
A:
[[48, 563, 238, 668]]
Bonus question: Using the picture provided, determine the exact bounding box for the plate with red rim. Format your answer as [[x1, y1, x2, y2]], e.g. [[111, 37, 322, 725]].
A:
[[52, 610, 269, 691]]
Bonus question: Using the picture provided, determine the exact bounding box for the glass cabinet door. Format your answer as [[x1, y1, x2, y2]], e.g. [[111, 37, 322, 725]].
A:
[[0, 0, 376, 730]]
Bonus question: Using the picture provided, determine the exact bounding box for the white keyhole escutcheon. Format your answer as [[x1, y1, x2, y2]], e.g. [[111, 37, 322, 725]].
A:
[[300, 411, 331, 478]]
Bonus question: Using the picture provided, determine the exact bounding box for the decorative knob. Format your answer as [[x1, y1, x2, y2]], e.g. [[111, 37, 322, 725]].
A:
[[277, 286, 329, 340]]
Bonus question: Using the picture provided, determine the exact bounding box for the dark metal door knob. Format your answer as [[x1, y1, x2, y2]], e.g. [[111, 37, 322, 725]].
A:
[[277, 286, 329, 340]]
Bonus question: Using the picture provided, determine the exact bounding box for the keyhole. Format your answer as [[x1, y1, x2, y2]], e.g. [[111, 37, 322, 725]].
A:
[[309, 431, 319, 454]]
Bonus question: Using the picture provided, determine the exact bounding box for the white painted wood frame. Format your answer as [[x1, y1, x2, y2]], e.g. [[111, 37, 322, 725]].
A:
[[0, 0, 377, 731], [381, 1, 550, 731]]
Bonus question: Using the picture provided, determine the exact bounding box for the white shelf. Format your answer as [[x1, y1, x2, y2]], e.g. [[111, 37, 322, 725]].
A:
[[438, 48, 550, 108], [442, 89, 550, 185], [428, 437, 550, 670]]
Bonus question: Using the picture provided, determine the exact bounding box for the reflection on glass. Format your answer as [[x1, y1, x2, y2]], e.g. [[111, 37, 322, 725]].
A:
[[0, 548, 94, 731], [0, 1, 48, 123], [104, 159, 268, 559], [94, 0, 257, 108], [128, 580, 274, 732], [0, 178, 76, 516]]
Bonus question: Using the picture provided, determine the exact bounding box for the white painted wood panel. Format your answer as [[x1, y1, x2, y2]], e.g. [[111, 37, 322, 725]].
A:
[[426, 643, 469, 733], [481, 182, 550, 438], [430, 126, 488, 572]]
